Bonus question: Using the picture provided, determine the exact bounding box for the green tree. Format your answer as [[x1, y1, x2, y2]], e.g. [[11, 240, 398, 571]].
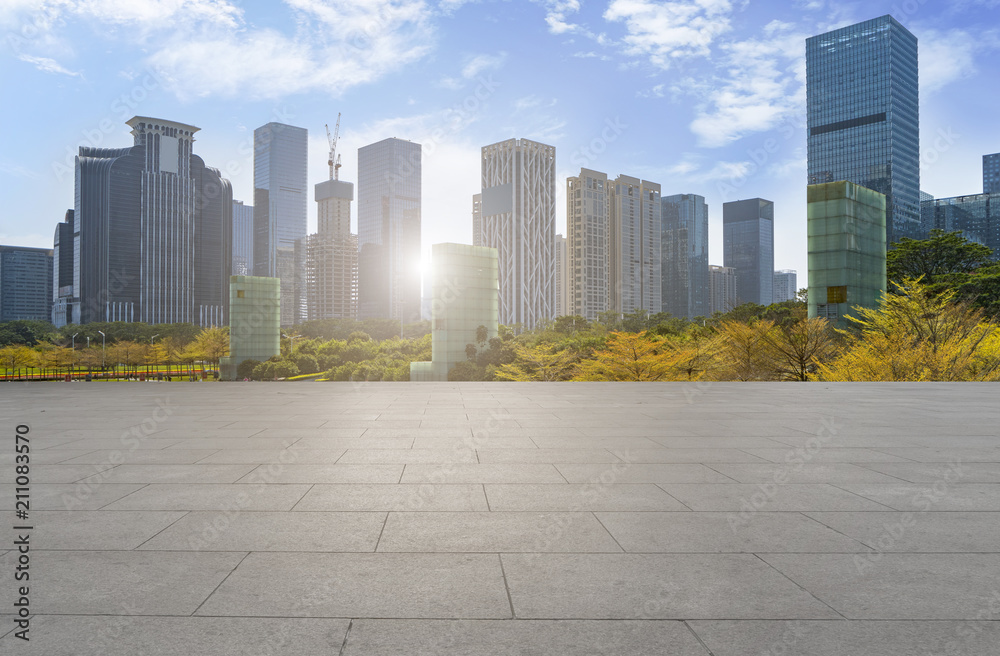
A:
[[887, 230, 992, 287], [761, 317, 839, 381]]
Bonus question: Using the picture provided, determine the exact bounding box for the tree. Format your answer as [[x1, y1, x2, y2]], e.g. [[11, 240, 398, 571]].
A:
[[712, 320, 776, 381], [190, 326, 229, 369], [0, 345, 36, 380], [887, 230, 992, 287], [237, 359, 260, 380], [761, 317, 839, 381], [495, 343, 578, 381], [573, 332, 684, 381], [818, 279, 1000, 381]]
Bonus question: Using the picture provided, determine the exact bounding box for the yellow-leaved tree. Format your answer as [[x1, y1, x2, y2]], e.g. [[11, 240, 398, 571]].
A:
[[818, 279, 1000, 381], [189, 326, 230, 372], [494, 343, 578, 381], [712, 320, 777, 381], [573, 331, 689, 381], [761, 317, 840, 381]]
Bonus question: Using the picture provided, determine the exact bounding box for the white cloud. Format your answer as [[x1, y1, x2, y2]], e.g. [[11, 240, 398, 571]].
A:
[[461, 52, 506, 79], [603, 0, 738, 68], [17, 54, 82, 77], [635, 83, 664, 98], [686, 24, 807, 147], [4, 0, 438, 100], [532, 0, 581, 34], [917, 28, 993, 97], [572, 50, 612, 61]]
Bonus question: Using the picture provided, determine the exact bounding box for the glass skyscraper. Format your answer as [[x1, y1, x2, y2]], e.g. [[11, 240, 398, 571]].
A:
[[60, 117, 232, 327], [232, 200, 254, 276], [357, 138, 422, 323], [806, 15, 920, 247], [723, 198, 774, 306], [921, 193, 1000, 260], [253, 122, 308, 327], [985, 153, 1000, 195], [0, 245, 52, 322], [661, 193, 709, 319]]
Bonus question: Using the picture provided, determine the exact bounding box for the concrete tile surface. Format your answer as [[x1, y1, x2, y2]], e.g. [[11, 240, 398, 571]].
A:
[[3, 382, 997, 653]]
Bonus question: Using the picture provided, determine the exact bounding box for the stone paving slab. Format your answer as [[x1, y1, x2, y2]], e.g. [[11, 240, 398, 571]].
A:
[[2, 382, 998, 653]]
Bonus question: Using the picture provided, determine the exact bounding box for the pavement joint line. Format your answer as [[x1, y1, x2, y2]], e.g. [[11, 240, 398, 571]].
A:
[[481, 484, 491, 511], [681, 619, 717, 656], [653, 483, 695, 511], [94, 483, 151, 510], [131, 510, 192, 550], [753, 552, 848, 620], [826, 483, 907, 511], [288, 484, 316, 511], [372, 512, 391, 552], [190, 551, 252, 617], [497, 554, 516, 619], [700, 463, 741, 483], [336, 618, 354, 656], [793, 511, 877, 552], [589, 511, 627, 554]]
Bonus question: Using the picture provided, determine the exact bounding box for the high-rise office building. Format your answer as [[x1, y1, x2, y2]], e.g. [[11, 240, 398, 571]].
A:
[[554, 233, 568, 318], [808, 181, 886, 326], [566, 169, 609, 320], [723, 198, 774, 306], [472, 193, 483, 247], [985, 153, 1000, 195], [307, 176, 358, 320], [773, 270, 798, 303], [58, 117, 232, 328], [0, 245, 52, 322], [253, 122, 308, 327], [232, 200, 254, 276], [481, 138, 555, 328], [708, 265, 738, 315], [661, 193, 709, 319], [920, 193, 1000, 260], [609, 175, 661, 315], [357, 137, 422, 322], [52, 210, 74, 326], [806, 15, 920, 247], [410, 243, 499, 381]]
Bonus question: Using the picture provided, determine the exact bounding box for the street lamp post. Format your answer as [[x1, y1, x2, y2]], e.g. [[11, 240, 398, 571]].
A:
[[98, 330, 106, 372]]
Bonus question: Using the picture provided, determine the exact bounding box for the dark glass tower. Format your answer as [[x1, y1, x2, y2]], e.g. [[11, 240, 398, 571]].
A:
[[723, 198, 774, 306], [806, 15, 920, 247], [0, 245, 52, 322], [661, 193, 709, 319], [253, 122, 308, 327], [63, 117, 232, 327], [985, 153, 1000, 195]]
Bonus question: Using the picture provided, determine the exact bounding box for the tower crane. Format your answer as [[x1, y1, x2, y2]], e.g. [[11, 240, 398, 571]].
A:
[[325, 113, 342, 181]]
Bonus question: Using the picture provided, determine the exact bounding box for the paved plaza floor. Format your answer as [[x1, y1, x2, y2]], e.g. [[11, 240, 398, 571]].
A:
[[1, 381, 999, 654]]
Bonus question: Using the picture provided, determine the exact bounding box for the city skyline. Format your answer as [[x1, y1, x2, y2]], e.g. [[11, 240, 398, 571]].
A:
[[3, 2, 997, 281]]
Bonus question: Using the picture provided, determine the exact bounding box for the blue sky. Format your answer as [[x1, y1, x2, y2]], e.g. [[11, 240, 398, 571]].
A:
[[2, 0, 999, 280]]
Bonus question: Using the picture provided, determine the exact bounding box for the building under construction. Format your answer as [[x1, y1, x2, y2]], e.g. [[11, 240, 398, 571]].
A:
[[306, 115, 359, 321]]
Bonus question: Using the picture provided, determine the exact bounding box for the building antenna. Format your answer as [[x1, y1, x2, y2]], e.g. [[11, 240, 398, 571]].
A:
[[325, 113, 342, 181]]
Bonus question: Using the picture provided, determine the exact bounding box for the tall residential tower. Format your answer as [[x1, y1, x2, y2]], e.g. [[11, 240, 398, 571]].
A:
[[609, 175, 661, 315], [566, 169, 609, 321]]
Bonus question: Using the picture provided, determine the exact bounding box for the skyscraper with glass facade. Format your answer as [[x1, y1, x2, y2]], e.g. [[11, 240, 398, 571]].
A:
[[567, 169, 609, 321], [253, 122, 308, 327], [59, 117, 232, 327], [410, 243, 499, 381], [921, 193, 1000, 260], [0, 245, 52, 322], [357, 138, 422, 323], [232, 200, 254, 276], [806, 15, 920, 248], [723, 198, 774, 306], [661, 193, 709, 319], [219, 275, 281, 380], [808, 181, 886, 326], [985, 153, 1000, 195], [481, 138, 555, 328]]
